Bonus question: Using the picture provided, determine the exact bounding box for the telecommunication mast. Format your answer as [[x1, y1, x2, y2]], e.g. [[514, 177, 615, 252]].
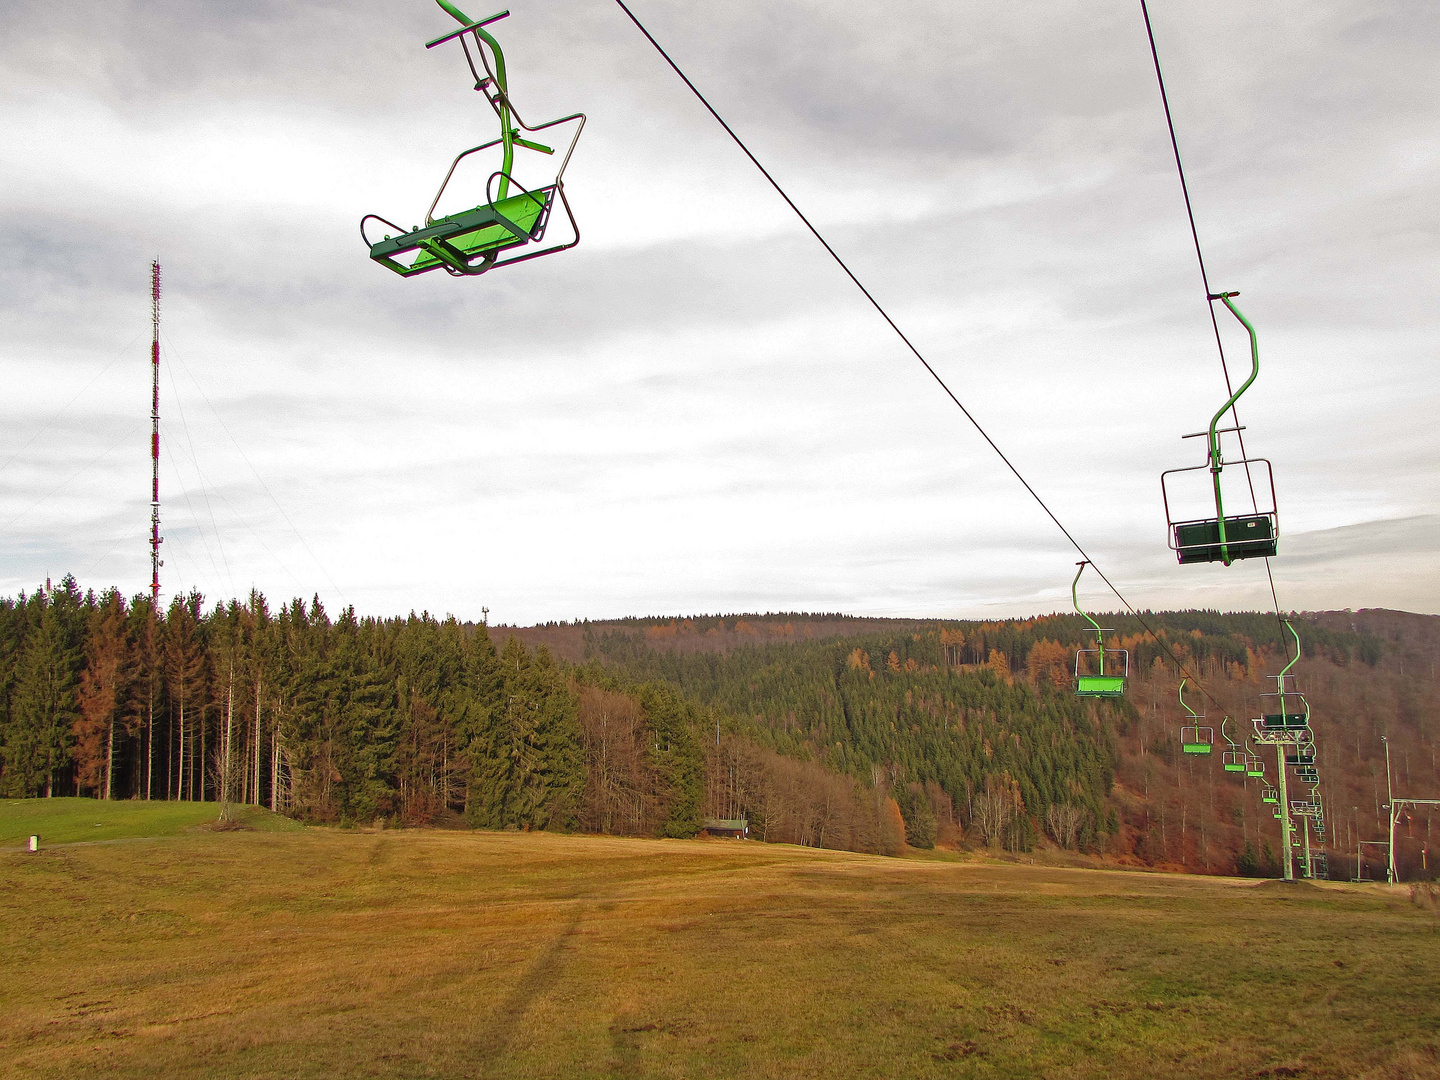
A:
[[149, 261, 163, 602]]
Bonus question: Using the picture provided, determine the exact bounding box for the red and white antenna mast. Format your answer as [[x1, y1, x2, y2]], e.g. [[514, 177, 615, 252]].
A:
[[149, 261, 163, 603]]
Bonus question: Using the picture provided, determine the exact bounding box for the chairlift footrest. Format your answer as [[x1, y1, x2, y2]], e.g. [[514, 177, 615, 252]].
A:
[[367, 188, 555, 277]]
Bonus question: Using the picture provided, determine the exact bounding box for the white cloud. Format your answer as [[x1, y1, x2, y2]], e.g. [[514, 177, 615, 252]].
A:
[[1, 0, 1436, 621]]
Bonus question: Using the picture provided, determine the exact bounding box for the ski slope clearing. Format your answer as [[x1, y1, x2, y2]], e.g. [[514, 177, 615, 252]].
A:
[[2, 811, 1436, 1079]]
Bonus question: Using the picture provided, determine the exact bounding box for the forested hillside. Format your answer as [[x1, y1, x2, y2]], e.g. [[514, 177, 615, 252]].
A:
[[3, 578, 1436, 877], [574, 610, 1439, 878], [0, 579, 899, 850]]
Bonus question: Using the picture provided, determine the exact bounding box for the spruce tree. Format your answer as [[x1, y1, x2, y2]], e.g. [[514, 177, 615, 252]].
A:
[[3, 583, 83, 796]]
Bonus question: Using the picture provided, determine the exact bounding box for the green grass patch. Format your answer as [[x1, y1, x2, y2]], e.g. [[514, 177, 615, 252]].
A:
[[0, 797, 301, 846], [1, 828, 1437, 1079]]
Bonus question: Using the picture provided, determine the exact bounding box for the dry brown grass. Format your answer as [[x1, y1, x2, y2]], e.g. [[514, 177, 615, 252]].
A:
[[2, 826, 1438, 1079]]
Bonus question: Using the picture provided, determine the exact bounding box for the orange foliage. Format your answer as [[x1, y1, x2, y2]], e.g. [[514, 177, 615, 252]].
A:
[[987, 648, 1011, 683], [1026, 638, 1071, 689]]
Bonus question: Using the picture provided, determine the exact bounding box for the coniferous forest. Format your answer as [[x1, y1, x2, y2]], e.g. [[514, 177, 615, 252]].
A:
[[3, 577, 1436, 877]]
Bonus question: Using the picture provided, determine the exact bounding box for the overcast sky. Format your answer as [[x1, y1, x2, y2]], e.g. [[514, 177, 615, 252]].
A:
[[1, 0, 1436, 624]]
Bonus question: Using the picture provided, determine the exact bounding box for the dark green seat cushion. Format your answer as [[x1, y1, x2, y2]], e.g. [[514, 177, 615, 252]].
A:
[[1175, 515, 1276, 564]]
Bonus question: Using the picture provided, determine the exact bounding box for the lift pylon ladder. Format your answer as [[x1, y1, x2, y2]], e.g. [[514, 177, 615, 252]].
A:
[[1071, 561, 1128, 697], [361, 2, 586, 278], [1161, 292, 1279, 565]]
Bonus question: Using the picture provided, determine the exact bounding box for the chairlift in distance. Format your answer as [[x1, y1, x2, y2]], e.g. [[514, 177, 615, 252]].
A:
[[1219, 716, 1246, 772], [1160, 292, 1279, 565], [1243, 738, 1266, 777], [1256, 621, 1310, 737], [361, 2, 586, 278], [1260, 784, 1279, 805], [1285, 744, 1317, 768], [1178, 677, 1213, 754], [1071, 561, 1128, 697]]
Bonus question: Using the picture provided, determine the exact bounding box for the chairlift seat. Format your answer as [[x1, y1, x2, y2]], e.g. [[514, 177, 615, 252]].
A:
[[1075, 674, 1126, 698], [368, 188, 555, 277], [1174, 515, 1276, 564], [1180, 724, 1212, 755], [1262, 713, 1309, 729]]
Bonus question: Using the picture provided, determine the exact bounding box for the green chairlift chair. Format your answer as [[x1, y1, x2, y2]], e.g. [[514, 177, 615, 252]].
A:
[[1161, 292, 1279, 565], [1071, 561, 1128, 698], [1220, 717, 1247, 772], [1244, 741, 1267, 778], [361, 2, 586, 278], [1259, 622, 1310, 734], [1178, 677, 1212, 754]]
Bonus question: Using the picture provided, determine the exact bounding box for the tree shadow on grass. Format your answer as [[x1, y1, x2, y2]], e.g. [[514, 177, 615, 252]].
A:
[[608, 1014, 651, 1080], [472, 912, 582, 1077]]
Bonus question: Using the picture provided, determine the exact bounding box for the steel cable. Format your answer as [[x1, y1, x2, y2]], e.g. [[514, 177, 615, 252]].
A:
[[613, 0, 1230, 708]]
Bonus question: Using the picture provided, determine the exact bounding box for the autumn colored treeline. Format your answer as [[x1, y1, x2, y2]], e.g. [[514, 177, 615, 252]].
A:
[[593, 625, 1127, 852], [0, 578, 937, 853], [586, 609, 1439, 876], [5, 578, 1430, 874]]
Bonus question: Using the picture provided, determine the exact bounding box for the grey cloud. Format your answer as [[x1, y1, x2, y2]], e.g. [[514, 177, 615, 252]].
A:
[[2, 0, 1435, 621]]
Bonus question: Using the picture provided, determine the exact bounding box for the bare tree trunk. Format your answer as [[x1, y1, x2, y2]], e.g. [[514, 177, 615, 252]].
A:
[[270, 713, 279, 813], [146, 697, 154, 801], [105, 717, 114, 801], [221, 671, 235, 822], [177, 694, 185, 802], [254, 683, 262, 806]]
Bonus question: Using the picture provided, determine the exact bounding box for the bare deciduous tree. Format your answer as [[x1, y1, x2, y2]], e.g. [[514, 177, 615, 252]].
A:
[[974, 789, 1011, 847], [1046, 802, 1084, 850]]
